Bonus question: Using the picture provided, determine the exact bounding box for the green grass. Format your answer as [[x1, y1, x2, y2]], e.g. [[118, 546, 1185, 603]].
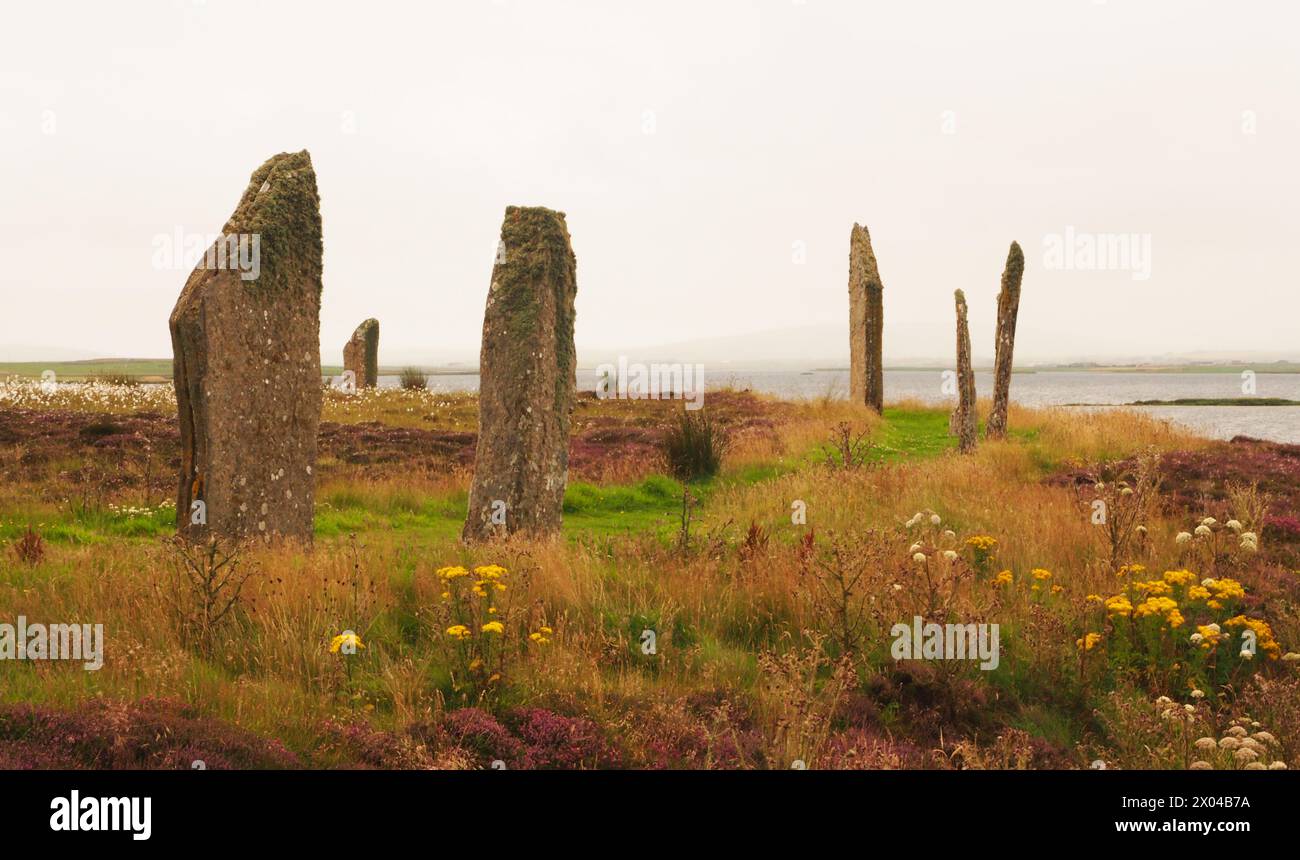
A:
[[876, 407, 957, 461]]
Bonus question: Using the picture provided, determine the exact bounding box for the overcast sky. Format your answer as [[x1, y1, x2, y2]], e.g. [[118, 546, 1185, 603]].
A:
[[2, 0, 1297, 366]]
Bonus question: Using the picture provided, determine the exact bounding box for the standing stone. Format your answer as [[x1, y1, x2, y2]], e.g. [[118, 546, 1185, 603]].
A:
[[986, 242, 1024, 439], [169, 151, 323, 542], [463, 206, 577, 542], [343, 318, 379, 389], [847, 223, 884, 412], [953, 289, 977, 454]]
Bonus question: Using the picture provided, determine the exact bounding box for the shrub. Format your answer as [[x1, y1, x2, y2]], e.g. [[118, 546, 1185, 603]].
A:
[[662, 409, 726, 480], [12, 525, 44, 566], [398, 367, 427, 390]]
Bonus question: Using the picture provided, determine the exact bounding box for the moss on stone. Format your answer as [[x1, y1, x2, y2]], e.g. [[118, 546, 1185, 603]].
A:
[[225, 150, 323, 296]]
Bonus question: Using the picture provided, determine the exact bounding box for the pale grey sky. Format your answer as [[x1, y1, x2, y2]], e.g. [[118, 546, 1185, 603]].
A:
[[1, 0, 1297, 366]]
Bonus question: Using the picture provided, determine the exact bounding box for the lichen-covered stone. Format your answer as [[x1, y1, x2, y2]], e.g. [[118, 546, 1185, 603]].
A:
[[463, 206, 577, 541], [848, 223, 884, 412], [343, 318, 379, 389], [953, 289, 977, 454], [169, 150, 323, 542], [986, 242, 1024, 439]]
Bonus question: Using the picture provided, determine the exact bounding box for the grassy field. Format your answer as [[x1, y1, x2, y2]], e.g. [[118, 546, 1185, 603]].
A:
[[1, 380, 1297, 770]]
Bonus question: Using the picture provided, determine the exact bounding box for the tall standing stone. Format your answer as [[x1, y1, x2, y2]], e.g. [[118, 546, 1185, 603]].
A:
[[986, 242, 1024, 439], [847, 223, 884, 412], [463, 206, 578, 542], [953, 289, 977, 454], [343, 318, 379, 389], [169, 151, 323, 542]]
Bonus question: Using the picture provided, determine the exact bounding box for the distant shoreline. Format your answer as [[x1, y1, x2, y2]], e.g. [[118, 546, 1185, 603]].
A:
[[4, 358, 1298, 382]]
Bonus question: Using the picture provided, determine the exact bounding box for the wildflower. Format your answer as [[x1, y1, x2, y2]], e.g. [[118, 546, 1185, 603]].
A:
[[445, 624, 471, 640], [540, 626, 553, 634], [481, 621, 505, 635], [929, 514, 941, 526], [1175, 532, 1192, 546], [1227, 725, 1248, 738], [994, 570, 1013, 585], [474, 564, 507, 580], [1282, 653, 1300, 662], [1191, 689, 1205, 699], [1135, 524, 1147, 535], [1194, 525, 1212, 538], [908, 543, 922, 554], [1226, 519, 1243, 533], [942, 529, 956, 542], [942, 550, 958, 562], [1077, 632, 1102, 651], [1120, 487, 1133, 496], [1086, 593, 1103, 603], [1187, 585, 1210, 601], [965, 535, 997, 552], [1234, 747, 1258, 763], [1194, 737, 1217, 750], [529, 631, 551, 645], [1105, 595, 1133, 617], [1201, 517, 1217, 527], [1031, 568, 1052, 581], [1189, 761, 1213, 770], [1268, 761, 1288, 770], [1162, 568, 1196, 585], [1219, 737, 1241, 750], [913, 552, 927, 564], [1210, 579, 1246, 600], [329, 631, 365, 654], [1244, 762, 1267, 770], [437, 565, 470, 581]]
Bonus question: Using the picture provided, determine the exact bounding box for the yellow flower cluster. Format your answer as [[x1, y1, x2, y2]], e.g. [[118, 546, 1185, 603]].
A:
[[993, 569, 1013, 585], [437, 565, 470, 581], [529, 625, 554, 645], [470, 565, 508, 597], [1117, 563, 1146, 578], [481, 621, 504, 635], [1132, 579, 1173, 596], [1077, 632, 1102, 651], [329, 632, 365, 653], [1224, 615, 1281, 659], [1134, 596, 1184, 627], [1204, 578, 1245, 601], [965, 535, 997, 552], [1105, 595, 1133, 617], [1031, 568, 1052, 581], [1193, 624, 1223, 650], [445, 624, 471, 640], [1162, 568, 1197, 586]]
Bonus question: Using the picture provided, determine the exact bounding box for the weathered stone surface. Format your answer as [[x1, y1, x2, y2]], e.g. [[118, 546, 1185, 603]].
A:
[[463, 206, 578, 541], [986, 242, 1024, 439], [953, 289, 977, 454], [343, 318, 379, 389], [169, 150, 323, 542], [848, 224, 884, 412]]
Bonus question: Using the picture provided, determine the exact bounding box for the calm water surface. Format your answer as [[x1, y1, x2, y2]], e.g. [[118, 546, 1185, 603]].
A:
[[370, 370, 1300, 444]]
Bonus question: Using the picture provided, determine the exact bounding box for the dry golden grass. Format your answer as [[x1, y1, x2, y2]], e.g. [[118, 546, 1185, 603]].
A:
[[1, 387, 1295, 770]]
